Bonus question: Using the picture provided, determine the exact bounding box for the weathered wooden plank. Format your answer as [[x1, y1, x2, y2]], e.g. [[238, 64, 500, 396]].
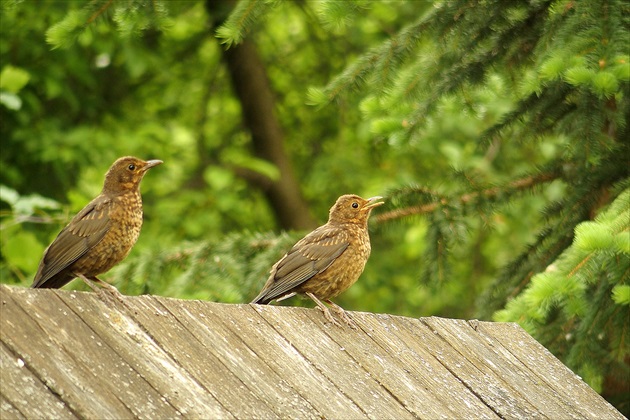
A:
[[423, 317, 587, 418], [0, 288, 136, 419], [283, 306, 457, 419], [476, 321, 626, 420], [347, 311, 500, 419], [121, 295, 280, 419], [0, 395, 25, 420], [1, 285, 623, 420], [250, 304, 416, 419], [52, 289, 232, 419], [0, 342, 77, 420], [187, 300, 366, 419], [393, 315, 541, 419], [151, 298, 325, 418]]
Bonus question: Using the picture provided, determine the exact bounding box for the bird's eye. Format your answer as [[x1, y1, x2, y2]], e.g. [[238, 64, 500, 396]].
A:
[[128, 164, 136, 171], [352, 202, 359, 209]]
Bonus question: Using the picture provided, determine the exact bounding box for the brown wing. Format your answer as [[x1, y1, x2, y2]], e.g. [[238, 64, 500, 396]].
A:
[[32, 195, 112, 288], [251, 225, 349, 304]]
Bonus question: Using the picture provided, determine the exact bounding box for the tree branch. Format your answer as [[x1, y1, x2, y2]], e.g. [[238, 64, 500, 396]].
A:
[[375, 172, 560, 223], [86, 0, 114, 25]]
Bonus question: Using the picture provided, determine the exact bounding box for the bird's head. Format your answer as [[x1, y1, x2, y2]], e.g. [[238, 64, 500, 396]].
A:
[[328, 194, 384, 226], [102, 156, 163, 194]]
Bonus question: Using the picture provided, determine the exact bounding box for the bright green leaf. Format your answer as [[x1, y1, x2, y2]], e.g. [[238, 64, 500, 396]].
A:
[[3, 231, 44, 273], [0, 91, 22, 110], [0, 185, 19, 206], [222, 151, 280, 182], [0, 65, 30, 93]]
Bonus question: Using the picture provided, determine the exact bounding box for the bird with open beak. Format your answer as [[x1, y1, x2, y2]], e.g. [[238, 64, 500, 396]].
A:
[[251, 194, 384, 327]]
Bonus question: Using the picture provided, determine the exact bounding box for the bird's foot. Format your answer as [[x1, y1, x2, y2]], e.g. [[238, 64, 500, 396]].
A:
[[77, 274, 124, 304], [306, 292, 345, 328], [319, 306, 342, 327], [327, 300, 357, 329]]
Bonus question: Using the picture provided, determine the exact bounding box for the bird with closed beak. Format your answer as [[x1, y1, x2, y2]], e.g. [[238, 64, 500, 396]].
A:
[[251, 194, 384, 327], [32, 156, 162, 292]]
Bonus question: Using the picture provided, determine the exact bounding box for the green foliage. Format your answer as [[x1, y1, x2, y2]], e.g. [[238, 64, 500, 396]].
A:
[[0, 185, 64, 284], [314, 0, 370, 33], [496, 188, 629, 407], [105, 231, 299, 302], [46, 0, 171, 49], [215, 0, 278, 47], [1, 0, 629, 412]]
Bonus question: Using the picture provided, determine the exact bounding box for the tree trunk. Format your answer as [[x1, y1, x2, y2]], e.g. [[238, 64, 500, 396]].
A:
[[206, 0, 316, 231]]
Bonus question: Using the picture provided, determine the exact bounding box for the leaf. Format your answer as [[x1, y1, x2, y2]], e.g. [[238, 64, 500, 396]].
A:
[[0, 65, 30, 93], [203, 166, 236, 191], [3, 231, 44, 273], [0, 185, 19, 206], [13, 194, 62, 216], [223, 152, 280, 182], [0, 92, 22, 110], [215, 0, 278, 48]]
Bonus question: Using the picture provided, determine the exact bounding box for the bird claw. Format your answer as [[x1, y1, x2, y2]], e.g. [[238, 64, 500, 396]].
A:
[[339, 312, 358, 329], [316, 306, 342, 327], [331, 307, 357, 329], [77, 274, 124, 305], [326, 299, 357, 329], [306, 292, 357, 328]]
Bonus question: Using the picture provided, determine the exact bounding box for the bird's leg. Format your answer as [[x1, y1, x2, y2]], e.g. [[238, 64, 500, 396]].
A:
[[76, 274, 102, 292], [305, 292, 341, 327], [91, 277, 121, 295], [76, 274, 120, 293], [326, 299, 357, 329], [76, 274, 124, 304]]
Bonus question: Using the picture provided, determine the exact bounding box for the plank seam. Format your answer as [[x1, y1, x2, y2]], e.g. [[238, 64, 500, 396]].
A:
[[149, 297, 289, 418], [416, 318, 507, 420], [0, 391, 27, 419], [249, 305, 373, 418], [324, 313, 421, 419], [0, 298, 83, 420], [51, 291, 188, 417]]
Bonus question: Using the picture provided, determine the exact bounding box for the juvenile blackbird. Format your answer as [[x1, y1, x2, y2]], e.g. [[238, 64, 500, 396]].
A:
[[251, 194, 384, 327], [31, 156, 162, 291]]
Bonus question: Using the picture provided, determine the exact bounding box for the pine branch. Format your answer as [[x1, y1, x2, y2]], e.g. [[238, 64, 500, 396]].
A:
[[375, 171, 560, 223], [215, 0, 278, 48], [46, 0, 171, 48], [86, 0, 114, 25], [309, 11, 432, 105]]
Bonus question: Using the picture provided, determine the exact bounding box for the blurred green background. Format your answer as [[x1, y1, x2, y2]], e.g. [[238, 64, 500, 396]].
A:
[[1, 0, 628, 413]]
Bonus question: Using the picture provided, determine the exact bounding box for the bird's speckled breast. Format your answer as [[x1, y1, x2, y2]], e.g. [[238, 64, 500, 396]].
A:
[[297, 224, 371, 300], [72, 193, 143, 276]]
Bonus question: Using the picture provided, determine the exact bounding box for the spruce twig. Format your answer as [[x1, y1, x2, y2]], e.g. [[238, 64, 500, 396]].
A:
[[375, 171, 560, 223]]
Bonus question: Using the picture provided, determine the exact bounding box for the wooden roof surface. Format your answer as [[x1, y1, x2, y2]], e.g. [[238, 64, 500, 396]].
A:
[[0, 284, 623, 419]]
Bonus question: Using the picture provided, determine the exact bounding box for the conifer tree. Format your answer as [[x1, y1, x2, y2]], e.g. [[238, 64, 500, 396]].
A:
[[218, 0, 629, 411]]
